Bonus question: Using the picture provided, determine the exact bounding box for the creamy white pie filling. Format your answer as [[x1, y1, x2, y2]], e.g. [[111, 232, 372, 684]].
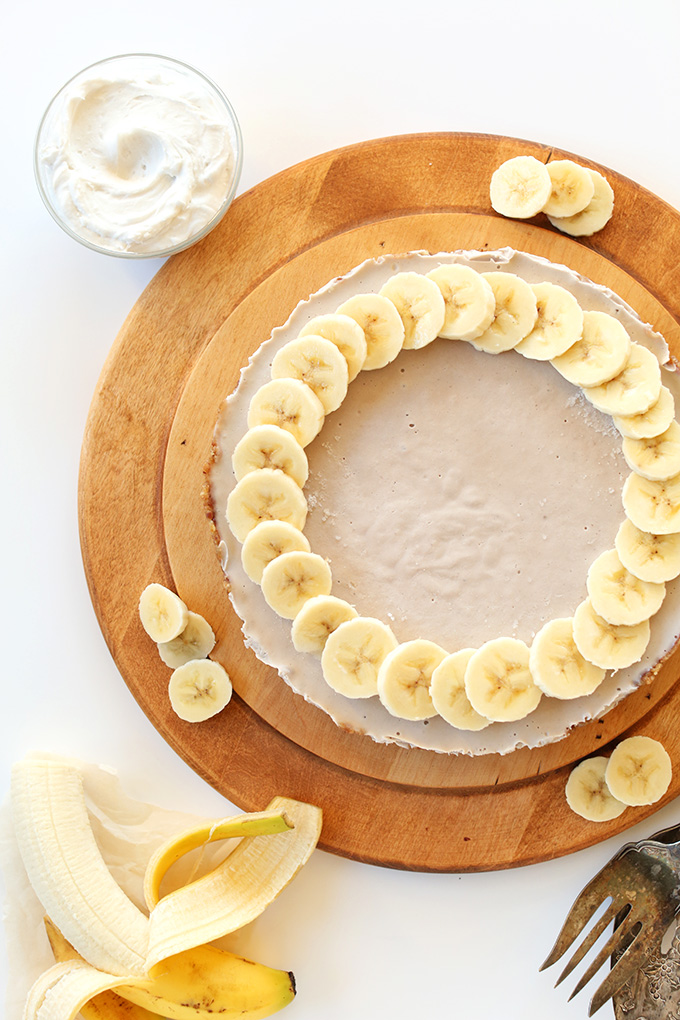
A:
[[209, 248, 680, 755]]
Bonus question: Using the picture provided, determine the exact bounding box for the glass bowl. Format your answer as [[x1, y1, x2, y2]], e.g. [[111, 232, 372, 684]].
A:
[[34, 53, 243, 258]]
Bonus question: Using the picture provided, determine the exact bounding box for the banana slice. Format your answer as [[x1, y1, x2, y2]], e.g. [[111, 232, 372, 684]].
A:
[[464, 637, 542, 722], [299, 314, 367, 382], [543, 160, 595, 218], [550, 310, 631, 388], [615, 518, 680, 584], [378, 271, 446, 350], [260, 550, 332, 619], [547, 169, 614, 237], [376, 639, 448, 721], [429, 648, 491, 730], [489, 155, 552, 219], [271, 335, 349, 414], [139, 583, 189, 643], [529, 617, 606, 699], [587, 547, 666, 626], [582, 343, 662, 417], [226, 467, 307, 543], [426, 264, 496, 341], [232, 424, 309, 488], [605, 735, 672, 806], [247, 377, 325, 447], [168, 660, 232, 722], [321, 616, 398, 698], [471, 272, 538, 354], [335, 293, 405, 370], [241, 518, 311, 583], [613, 385, 675, 440], [565, 756, 627, 822], [291, 594, 358, 654], [622, 470, 680, 535], [572, 597, 651, 670], [157, 611, 216, 668], [514, 282, 583, 361], [622, 419, 680, 481]]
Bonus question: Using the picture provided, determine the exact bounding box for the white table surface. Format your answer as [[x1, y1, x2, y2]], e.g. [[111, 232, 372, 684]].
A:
[[3, 2, 680, 1018]]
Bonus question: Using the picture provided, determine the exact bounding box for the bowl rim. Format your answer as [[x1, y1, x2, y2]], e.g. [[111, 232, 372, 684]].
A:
[[34, 52, 244, 259]]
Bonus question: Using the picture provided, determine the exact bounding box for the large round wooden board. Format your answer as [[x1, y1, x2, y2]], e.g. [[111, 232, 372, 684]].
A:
[[79, 133, 680, 872]]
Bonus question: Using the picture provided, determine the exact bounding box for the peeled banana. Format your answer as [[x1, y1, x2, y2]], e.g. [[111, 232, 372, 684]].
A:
[[14, 757, 321, 1020]]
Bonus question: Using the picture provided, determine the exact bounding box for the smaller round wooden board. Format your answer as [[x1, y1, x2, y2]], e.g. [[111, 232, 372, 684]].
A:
[[79, 133, 680, 871]]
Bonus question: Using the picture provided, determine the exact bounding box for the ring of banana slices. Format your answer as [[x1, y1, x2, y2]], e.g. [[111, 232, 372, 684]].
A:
[[217, 248, 680, 747]]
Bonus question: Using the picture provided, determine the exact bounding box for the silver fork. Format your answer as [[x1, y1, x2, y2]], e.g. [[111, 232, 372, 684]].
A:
[[541, 824, 680, 1016]]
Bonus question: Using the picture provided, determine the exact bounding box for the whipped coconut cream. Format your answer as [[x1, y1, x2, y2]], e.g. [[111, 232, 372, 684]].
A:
[[36, 55, 239, 255]]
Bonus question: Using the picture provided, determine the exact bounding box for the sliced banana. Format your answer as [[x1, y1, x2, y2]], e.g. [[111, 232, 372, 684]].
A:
[[572, 597, 651, 670], [582, 343, 662, 417], [622, 419, 680, 481], [543, 160, 595, 218], [426, 264, 496, 341], [605, 735, 672, 806], [232, 423, 309, 488], [471, 272, 538, 354], [622, 470, 680, 535], [565, 756, 626, 822], [464, 637, 541, 722], [529, 617, 606, 699], [550, 310, 631, 388], [271, 334, 349, 414], [587, 547, 665, 626], [429, 648, 491, 730], [321, 616, 398, 698], [489, 155, 552, 219], [547, 168, 614, 237], [157, 610, 216, 668], [241, 518, 311, 583], [139, 583, 189, 643], [613, 385, 675, 440], [615, 518, 680, 584], [226, 467, 307, 543], [291, 594, 358, 655], [335, 293, 405, 371], [378, 271, 446, 350], [299, 314, 367, 382], [376, 639, 448, 721], [168, 660, 232, 722], [247, 377, 325, 447], [514, 282, 583, 361], [260, 550, 332, 619]]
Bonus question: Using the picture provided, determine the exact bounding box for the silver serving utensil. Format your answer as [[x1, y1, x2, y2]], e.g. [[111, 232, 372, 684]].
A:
[[541, 824, 680, 1016]]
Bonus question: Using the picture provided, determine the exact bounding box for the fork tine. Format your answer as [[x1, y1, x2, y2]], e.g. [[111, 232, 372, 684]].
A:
[[554, 900, 626, 987], [540, 858, 629, 970], [567, 912, 642, 1003], [588, 916, 670, 1016]]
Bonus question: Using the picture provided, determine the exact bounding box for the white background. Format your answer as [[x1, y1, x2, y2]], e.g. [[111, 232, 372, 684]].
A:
[[2, 1, 680, 1018]]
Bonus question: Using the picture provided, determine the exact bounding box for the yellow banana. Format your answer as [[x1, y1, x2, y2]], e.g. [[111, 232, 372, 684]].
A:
[[45, 917, 296, 1020]]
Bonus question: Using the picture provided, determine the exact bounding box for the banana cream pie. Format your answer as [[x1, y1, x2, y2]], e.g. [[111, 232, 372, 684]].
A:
[[208, 248, 680, 755]]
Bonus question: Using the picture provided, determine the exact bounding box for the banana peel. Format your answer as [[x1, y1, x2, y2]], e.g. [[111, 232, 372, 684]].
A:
[[45, 917, 296, 1020]]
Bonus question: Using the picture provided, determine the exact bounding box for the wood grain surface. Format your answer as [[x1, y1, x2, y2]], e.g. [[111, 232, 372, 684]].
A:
[[79, 133, 680, 871]]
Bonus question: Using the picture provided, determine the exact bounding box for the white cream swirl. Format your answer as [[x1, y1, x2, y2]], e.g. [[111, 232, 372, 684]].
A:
[[37, 56, 237, 254]]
